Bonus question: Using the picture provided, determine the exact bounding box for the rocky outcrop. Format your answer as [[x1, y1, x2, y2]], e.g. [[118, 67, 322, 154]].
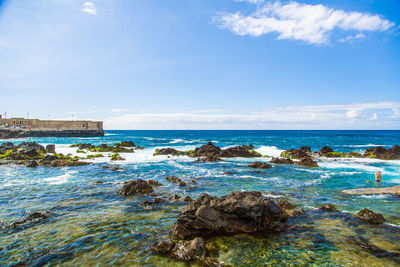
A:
[[40, 160, 89, 167], [269, 157, 294, 164], [248, 162, 272, 169], [196, 155, 221, 162], [154, 148, 180, 156], [356, 208, 385, 224], [117, 179, 154, 196], [221, 145, 261, 158], [296, 157, 318, 167], [172, 191, 286, 239], [147, 180, 163, 187], [318, 146, 333, 156], [342, 185, 400, 195], [277, 200, 305, 218], [46, 144, 56, 154], [318, 204, 338, 212], [0, 142, 14, 154], [281, 146, 311, 159], [192, 142, 221, 157], [364, 145, 400, 160]]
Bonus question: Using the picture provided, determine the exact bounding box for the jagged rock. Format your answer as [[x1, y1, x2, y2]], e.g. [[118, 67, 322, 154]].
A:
[[154, 197, 165, 204], [151, 240, 175, 255], [46, 144, 56, 154], [42, 155, 58, 161], [16, 142, 46, 158], [154, 148, 179, 156], [364, 145, 400, 160], [166, 176, 186, 186], [27, 160, 39, 168], [356, 208, 385, 224], [0, 142, 14, 154], [192, 142, 221, 157], [151, 237, 207, 262], [248, 162, 272, 169], [147, 180, 163, 187], [221, 145, 261, 158], [319, 146, 333, 156], [196, 155, 221, 162], [318, 204, 338, 212], [172, 191, 286, 239], [277, 200, 305, 218], [296, 157, 318, 167], [116, 141, 135, 147], [117, 179, 154, 196], [281, 146, 311, 159], [269, 157, 294, 164]]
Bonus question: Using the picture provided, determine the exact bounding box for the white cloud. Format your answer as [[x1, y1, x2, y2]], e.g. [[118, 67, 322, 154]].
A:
[[235, 0, 264, 4], [104, 101, 400, 130], [216, 1, 395, 44], [81, 2, 96, 15], [339, 33, 366, 43], [111, 109, 128, 113]]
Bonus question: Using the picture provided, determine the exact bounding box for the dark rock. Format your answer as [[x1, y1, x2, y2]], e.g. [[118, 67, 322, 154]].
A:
[[277, 199, 305, 218], [96, 181, 104, 184], [41, 160, 89, 167], [154, 197, 165, 203], [27, 160, 39, 168], [356, 208, 385, 224], [169, 194, 181, 201], [318, 204, 338, 212], [364, 145, 400, 160], [151, 240, 175, 255], [166, 176, 185, 185], [147, 180, 163, 187], [116, 141, 135, 147], [296, 157, 318, 167], [46, 144, 56, 154], [318, 146, 333, 156], [281, 146, 311, 159], [222, 171, 234, 175], [10, 212, 51, 229], [154, 148, 179, 156], [179, 181, 187, 187], [269, 157, 294, 164], [196, 155, 221, 162], [192, 142, 221, 157], [190, 179, 196, 185], [151, 237, 207, 262], [221, 145, 261, 158], [16, 142, 45, 158], [248, 161, 272, 169], [117, 179, 154, 196], [0, 142, 14, 154], [78, 143, 95, 149], [172, 191, 286, 239], [42, 155, 58, 161], [183, 196, 192, 202]]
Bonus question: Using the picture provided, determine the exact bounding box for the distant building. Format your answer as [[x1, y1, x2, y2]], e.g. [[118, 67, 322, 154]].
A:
[[0, 118, 103, 131]]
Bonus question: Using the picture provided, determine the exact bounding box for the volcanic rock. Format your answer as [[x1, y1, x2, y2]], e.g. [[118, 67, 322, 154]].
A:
[[356, 208, 385, 224], [117, 179, 154, 196], [248, 162, 272, 169]]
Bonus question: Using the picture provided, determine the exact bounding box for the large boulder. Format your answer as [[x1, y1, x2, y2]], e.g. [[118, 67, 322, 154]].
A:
[[318, 204, 339, 212], [192, 142, 221, 157], [46, 144, 56, 154], [172, 191, 286, 239], [356, 208, 385, 224], [221, 145, 261, 158], [269, 157, 294, 164], [117, 179, 154, 195], [277, 200, 305, 218], [41, 160, 89, 167], [248, 162, 272, 169], [16, 142, 46, 158], [364, 145, 400, 160], [319, 146, 333, 156], [296, 157, 318, 168]]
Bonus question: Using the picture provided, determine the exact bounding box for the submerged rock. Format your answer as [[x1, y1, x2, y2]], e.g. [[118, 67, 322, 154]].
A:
[[196, 155, 221, 162], [318, 204, 339, 212], [151, 237, 207, 262], [172, 191, 286, 239], [296, 157, 318, 167], [7, 212, 52, 229], [248, 162, 272, 169], [117, 179, 154, 196], [277, 200, 305, 218], [165, 176, 186, 186], [147, 180, 163, 187], [356, 208, 385, 224], [269, 157, 294, 164]]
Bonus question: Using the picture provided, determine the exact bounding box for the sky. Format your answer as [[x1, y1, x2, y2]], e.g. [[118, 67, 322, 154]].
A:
[[0, 0, 399, 130]]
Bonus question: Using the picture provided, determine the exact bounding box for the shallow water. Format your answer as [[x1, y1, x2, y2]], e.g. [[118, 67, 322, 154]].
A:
[[1, 130, 400, 266]]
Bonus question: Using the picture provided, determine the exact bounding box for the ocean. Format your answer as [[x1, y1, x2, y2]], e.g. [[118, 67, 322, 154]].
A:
[[1, 130, 400, 266]]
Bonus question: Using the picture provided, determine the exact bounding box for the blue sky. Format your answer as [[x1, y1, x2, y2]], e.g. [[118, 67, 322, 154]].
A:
[[0, 0, 399, 129]]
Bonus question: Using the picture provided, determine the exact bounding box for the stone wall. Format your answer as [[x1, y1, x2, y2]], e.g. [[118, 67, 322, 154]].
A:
[[0, 118, 103, 130]]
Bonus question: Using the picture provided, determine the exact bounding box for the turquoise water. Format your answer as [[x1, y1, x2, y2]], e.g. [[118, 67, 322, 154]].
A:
[[1, 130, 400, 266]]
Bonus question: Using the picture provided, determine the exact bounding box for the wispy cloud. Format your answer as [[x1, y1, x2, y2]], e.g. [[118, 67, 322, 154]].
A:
[[215, 1, 395, 45], [111, 108, 128, 113], [104, 102, 400, 130], [81, 2, 96, 15], [235, 0, 264, 4], [339, 33, 366, 43]]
